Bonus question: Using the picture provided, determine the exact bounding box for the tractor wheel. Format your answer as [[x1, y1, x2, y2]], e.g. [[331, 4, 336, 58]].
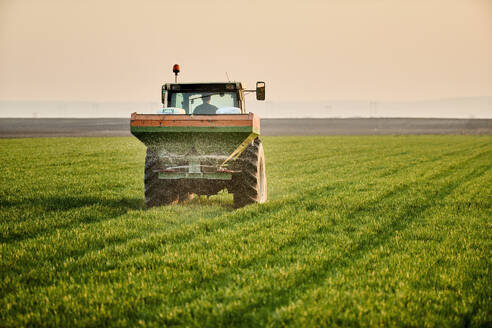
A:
[[232, 138, 267, 208], [144, 148, 179, 208]]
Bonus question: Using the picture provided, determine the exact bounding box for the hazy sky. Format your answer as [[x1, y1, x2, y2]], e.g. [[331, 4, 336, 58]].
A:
[[1, 0, 491, 102]]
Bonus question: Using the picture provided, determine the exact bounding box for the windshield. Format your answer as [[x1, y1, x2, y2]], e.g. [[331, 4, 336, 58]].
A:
[[170, 92, 239, 114]]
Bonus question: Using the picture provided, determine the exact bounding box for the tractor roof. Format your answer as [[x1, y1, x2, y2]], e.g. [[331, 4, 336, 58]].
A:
[[163, 82, 244, 92]]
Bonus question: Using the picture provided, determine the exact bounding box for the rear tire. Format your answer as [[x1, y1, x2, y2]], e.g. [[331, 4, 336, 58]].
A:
[[232, 138, 267, 208], [144, 149, 179, 208]]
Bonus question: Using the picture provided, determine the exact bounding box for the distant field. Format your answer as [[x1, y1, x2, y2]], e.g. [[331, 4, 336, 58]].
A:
[[1, 136, 491, 327], [1, 118, 491, 138]]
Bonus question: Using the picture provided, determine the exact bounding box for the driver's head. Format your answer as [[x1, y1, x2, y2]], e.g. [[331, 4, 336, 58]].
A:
[[204, 96, 211, 104]]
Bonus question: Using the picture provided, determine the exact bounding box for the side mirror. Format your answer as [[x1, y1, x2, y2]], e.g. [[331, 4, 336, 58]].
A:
[[256, 81, 265, 101]]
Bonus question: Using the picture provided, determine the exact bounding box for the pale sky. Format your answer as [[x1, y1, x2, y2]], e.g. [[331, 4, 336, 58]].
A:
[[1, 0, 491, 103]]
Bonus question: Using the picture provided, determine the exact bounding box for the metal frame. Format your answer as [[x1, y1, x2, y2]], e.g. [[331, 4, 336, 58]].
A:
[[158, 172, 232, 180]]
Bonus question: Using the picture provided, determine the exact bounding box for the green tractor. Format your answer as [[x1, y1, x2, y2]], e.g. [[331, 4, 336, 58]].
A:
[[130, 65, 267, 208]]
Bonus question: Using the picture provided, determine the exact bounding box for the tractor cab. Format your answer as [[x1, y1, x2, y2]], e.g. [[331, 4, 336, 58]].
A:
[[161, 65, 265, 115], [162, 82, 265, 115], [162, 83, 244, 114]]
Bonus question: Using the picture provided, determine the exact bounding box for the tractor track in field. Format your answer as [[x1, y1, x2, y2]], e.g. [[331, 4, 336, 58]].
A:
[[2, 140, 479, 247], [0, 118, 491, 137], [116, 145, 491, 319], [5, 142, 480, 294], [2, 136, 491, 326]]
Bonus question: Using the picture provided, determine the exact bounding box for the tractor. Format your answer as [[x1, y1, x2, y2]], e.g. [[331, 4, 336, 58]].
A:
[[130, 65, 267, 208]]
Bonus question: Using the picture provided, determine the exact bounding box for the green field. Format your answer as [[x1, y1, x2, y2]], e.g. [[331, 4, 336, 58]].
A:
[[1, 136, 491, 327]]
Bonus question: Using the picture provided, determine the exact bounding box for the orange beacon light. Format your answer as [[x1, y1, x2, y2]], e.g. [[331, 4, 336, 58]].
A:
[[173, 64, 180, 83]]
